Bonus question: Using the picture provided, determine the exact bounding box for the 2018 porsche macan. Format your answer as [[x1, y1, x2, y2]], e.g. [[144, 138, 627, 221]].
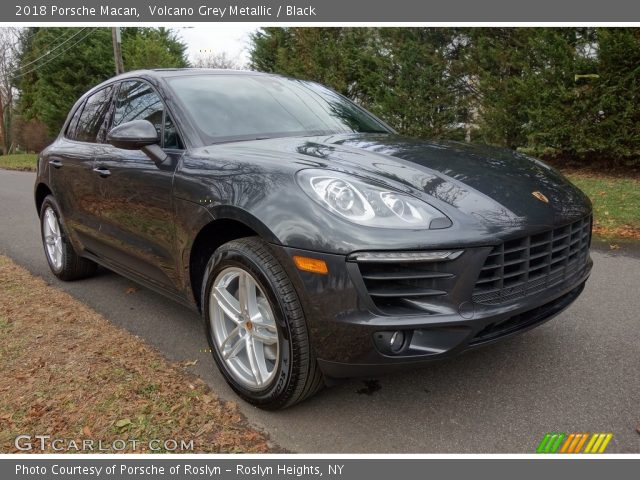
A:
[[35, 70, 593, 408]]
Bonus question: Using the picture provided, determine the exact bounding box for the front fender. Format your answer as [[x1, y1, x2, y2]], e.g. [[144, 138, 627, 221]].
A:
[[173, 155, 506, 255]]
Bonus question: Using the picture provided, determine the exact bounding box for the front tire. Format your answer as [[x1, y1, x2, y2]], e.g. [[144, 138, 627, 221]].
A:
[[39, 195, 97, 281], [202, 237, 323, 409]]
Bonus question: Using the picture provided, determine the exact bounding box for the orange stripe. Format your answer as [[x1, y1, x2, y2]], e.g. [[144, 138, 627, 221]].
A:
[[574, 433, 589, 453], [567, 434, 581, 453], [560, 434, 575, 453], [568, 434, 582, 453]]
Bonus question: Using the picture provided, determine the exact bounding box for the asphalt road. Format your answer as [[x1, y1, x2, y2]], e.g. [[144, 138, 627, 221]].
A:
[[1, 169, 638, 453]]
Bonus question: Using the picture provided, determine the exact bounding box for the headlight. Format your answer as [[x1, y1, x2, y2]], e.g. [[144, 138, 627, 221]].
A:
[[296, 169, 452, 229]]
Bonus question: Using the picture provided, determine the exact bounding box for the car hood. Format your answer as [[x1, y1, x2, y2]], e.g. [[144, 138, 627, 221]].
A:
[[199, 133, 591, 231]]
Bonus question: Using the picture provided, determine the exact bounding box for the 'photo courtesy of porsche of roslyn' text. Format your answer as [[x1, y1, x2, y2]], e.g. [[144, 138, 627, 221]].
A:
[[0, 0, 638, 478]]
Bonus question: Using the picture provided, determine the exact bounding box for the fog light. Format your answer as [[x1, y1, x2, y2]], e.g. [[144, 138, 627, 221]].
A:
[[374, 330, 408, 354], [389, 331, 405, 353]]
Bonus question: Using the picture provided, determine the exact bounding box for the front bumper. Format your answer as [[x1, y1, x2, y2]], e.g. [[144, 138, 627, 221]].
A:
[[270, 233, 592, 378]]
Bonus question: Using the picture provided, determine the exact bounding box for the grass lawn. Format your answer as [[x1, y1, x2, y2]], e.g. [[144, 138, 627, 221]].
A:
[[565, 172, 640, 240], [0, 255, 274, 453], [0, 153, 637, 241], [0, 153, 37, 171]]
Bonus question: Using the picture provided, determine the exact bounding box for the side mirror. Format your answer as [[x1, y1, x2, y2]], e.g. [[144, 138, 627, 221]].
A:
[[107, 119, 158, 149], [107, 120, 168, 166]]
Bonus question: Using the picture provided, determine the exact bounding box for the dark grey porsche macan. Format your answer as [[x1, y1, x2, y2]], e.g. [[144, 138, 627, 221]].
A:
[[35, 69, 593, 408]]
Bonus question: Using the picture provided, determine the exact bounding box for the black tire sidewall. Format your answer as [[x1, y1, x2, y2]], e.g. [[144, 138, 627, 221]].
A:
[[202, 244, 295, 406]]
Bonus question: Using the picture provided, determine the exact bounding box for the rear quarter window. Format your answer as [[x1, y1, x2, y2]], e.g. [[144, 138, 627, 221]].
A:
[[73, 86, 114, 143], [65, 101, 85, 140]]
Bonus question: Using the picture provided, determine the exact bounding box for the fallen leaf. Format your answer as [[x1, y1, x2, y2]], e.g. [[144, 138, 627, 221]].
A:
[[82, 426, 92, 437], [609, 244, 620, 250], [115, 419, 131, 428], [195, 421, 215, 437], [125, 287, 138, 295], [182, 359, 198, 367]]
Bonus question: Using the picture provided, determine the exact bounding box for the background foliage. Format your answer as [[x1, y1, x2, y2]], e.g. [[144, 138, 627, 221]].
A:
[[4, 27, 639, 168], [250, 27, 640, 166], [14, 27, 188, 139]]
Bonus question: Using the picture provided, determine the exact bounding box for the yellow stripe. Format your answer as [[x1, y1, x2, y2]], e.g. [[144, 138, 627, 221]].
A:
[[591, 434, 605, 453], [597, 434, 613, 453], [567, 434, 581, 453], [574, 433, 589, 453], [584, 433, 598, 453], [560, 434, 575, 453]]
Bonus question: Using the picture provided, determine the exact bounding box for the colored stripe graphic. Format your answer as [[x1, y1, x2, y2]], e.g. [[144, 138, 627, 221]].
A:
[[559, 433, 575, 453], [584, 433, 614, 453], [536, 433, 566, 453], [584, 433, 598, 453], [592, 433, 606, 452], [568, 433, 581, 453], [597, 434, 613, 453], [549, 433, 565, 453], [538, 433, 613, 453], [574, 433, 589, 453], [536, 434, 553, 453]]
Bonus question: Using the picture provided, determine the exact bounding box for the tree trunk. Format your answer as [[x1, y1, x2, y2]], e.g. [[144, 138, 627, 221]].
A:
[[0, 100, 6, 155]]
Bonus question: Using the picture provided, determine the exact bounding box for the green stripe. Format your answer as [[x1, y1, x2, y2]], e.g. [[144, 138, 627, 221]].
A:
[[537, 434, 553, 453], [549, 433, 566, 453], [543, 434, 558, 453]]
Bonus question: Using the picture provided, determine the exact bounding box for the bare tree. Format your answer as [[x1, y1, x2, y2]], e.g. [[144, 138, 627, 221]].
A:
[[191, 51, 245, 70], [0, 28, 20, 155], [12, 116, 49, 153]]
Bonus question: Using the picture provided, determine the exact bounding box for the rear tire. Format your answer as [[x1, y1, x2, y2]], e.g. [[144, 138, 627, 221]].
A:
[[39, 195, 97, 281], [202, 237, 323, 409]]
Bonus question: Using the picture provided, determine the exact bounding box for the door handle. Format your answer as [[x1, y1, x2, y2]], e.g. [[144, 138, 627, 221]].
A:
[[48, 159, 63, 169], [93, 166, 111, 178]]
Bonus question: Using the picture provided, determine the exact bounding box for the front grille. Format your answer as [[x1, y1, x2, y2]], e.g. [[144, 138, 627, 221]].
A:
[[354, 261, 456, 315], [473, 216, 591, 305]]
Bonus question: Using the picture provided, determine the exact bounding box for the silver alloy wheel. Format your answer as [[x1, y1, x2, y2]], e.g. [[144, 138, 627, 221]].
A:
[[209, 267, 280, 390], [43, 206, 63, 270]]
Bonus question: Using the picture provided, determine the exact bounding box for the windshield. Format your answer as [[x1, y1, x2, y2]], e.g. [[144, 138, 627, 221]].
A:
[[167, 74, 391, 144]]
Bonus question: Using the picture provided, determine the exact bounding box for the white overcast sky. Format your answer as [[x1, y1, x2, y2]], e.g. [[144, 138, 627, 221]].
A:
[[175, 26, 259, 66]]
